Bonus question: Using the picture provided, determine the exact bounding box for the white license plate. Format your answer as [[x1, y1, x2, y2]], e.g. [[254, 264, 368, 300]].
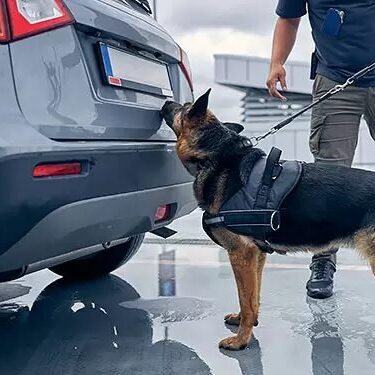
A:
[[100, 43, 173, 97]]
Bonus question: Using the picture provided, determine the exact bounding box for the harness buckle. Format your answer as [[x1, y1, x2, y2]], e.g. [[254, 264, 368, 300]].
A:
[[270, 211, 281, 231], [204, 216, 225, 225]]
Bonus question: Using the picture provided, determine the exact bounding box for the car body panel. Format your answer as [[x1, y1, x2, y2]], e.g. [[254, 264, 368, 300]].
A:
[[67, 0, 180, 59], [0, 142, 192, 256], [0, 45, 26, 126], [0, 0, 196, 279], [0, 182, 195, 273], [10, 0, 193, 142]]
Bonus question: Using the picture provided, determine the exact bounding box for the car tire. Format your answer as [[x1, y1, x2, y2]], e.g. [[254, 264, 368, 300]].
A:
[[49, 234, 145, 280]]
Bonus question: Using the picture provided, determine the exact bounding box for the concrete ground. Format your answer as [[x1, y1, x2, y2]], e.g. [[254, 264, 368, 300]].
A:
[[1, 210, 375, 374]]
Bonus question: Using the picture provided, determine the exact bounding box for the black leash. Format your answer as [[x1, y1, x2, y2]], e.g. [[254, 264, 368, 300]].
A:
[[251, 61, 375, 145]]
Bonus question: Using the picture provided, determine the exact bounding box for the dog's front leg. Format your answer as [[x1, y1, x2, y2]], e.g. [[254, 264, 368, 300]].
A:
[[219, 244, 260, 351], [225, 251, 266, 328], [256, 251, 267, 322]]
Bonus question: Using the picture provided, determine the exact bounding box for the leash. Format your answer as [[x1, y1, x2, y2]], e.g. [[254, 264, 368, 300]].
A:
[[251, 61, 375, 146]]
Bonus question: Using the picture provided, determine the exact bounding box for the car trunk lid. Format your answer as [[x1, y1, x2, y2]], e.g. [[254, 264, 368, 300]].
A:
[[10, 0, 185, 141]]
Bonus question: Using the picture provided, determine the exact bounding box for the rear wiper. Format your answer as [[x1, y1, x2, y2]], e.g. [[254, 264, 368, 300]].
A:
[[128, 0, 153, 14]]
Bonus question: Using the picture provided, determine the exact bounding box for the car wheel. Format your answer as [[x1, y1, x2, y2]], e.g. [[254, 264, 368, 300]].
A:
[[49, 234, 145, 280]]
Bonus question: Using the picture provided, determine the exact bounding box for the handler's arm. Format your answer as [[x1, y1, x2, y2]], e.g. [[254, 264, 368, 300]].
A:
[[267, 17, 301, 100]]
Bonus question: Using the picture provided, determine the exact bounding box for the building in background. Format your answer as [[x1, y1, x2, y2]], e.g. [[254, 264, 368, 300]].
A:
[[214, 54, 375, 169]]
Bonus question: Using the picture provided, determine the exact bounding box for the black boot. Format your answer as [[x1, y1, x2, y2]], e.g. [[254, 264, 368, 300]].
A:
[[306, 252, 337, 299]]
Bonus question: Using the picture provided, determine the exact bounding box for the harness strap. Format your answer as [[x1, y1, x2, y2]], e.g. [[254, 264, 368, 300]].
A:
[[255, 147, 282, 210], [206, 210, 280, 231], [262, 147, 282, 186], [202, 211, 280, 254], [202, 212, 222, 247], [203, 209, 281, 244]]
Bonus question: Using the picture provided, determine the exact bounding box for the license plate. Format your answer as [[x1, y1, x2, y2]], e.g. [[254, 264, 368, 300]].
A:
[[99, 43, 173, 97]]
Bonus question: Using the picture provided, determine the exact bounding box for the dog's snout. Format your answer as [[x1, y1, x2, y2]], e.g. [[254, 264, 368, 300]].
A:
[[161, 101, 174, 115], [161, 101, 181, 127]]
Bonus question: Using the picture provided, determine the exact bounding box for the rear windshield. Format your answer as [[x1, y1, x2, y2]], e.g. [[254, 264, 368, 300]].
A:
[[114, 0, 152, 16]]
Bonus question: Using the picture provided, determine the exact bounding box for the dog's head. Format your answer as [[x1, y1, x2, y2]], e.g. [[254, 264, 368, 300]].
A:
[[161, 90, 246, 176]]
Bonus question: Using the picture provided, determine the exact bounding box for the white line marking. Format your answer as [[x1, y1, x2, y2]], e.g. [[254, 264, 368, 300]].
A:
[[128, 259, 370, 271]]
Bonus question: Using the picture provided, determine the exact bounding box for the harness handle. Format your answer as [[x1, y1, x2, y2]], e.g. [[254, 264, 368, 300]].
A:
[[251, 61, 375, 145]]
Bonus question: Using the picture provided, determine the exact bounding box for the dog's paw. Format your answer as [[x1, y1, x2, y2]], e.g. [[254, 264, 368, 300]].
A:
[[218, 335, 249, 351], [224, 313, 241, 326]]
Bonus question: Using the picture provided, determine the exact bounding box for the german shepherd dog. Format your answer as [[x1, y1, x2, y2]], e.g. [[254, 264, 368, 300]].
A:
[[161, 90, 375, 351]]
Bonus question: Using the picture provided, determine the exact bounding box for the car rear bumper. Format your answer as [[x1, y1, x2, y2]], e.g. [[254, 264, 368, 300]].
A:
[[0, 142, 196, 273]]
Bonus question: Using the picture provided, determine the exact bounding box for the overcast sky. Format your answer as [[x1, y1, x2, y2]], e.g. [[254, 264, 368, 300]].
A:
[[155, 0, 314, 121]]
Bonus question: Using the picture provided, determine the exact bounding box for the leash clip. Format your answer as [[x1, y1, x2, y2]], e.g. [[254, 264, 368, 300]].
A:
[[249, 137, 259, 147], [241, 139, 253, 148], [332, 77, 354, 94], [251, 127, 278, 146], [331, 84, 345, 95]]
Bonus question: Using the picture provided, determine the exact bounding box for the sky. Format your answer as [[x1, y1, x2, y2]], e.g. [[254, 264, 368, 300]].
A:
[[155, 0, 314, 122]]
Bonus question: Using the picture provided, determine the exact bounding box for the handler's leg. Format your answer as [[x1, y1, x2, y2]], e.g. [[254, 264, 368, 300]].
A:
[[307, 74, 366, 299], [219, 245, 260, 350]]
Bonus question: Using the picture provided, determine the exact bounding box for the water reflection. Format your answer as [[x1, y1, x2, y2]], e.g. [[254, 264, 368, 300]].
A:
[[0, 276, 211, 375], [159, 246, 176, 297], [307, 297, 344, 375], [6, 246, 372, 374], [221, 335, 264, 375], [156, 244, 265, 375]]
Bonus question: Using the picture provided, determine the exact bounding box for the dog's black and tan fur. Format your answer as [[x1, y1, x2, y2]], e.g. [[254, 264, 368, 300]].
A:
[[161, 90, 375, 351]]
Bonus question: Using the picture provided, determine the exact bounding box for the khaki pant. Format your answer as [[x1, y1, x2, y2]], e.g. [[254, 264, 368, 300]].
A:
[[309, 75, 375, 262], [310, 74, 375, 167]]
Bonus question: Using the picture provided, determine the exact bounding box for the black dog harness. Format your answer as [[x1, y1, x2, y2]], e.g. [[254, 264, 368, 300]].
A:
[[203, 147, 303, 253]]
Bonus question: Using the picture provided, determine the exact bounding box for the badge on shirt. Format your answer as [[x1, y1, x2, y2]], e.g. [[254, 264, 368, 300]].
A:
[[322, 8, 345, 37]]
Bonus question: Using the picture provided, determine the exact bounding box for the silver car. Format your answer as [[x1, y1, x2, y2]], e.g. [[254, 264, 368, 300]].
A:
[[0, 0, 195, 281]]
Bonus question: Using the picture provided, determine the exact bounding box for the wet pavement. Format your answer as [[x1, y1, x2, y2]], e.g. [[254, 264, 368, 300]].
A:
[[1, 210, 375, 374]]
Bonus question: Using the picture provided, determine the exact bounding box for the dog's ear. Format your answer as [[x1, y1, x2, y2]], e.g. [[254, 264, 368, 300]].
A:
[[223, 122, 244, 134], [188, 89, 211, 118]]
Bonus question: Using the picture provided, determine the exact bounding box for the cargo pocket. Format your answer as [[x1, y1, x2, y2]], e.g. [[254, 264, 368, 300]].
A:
[[309, 114, 326, 157], [313, 75, 338, 98]]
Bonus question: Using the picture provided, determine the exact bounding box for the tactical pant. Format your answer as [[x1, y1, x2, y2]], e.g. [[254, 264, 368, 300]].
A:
[[310, 74, 375, 263]]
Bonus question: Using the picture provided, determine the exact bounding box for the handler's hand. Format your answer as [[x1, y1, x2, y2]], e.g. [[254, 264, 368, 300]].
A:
[[267, 64, 287, 101]]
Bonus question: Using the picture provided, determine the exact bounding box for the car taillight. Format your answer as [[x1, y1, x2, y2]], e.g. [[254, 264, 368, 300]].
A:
[[0, 0, 9, 42], [179, 46, 193, 92], [155, 204, 171, 223], [33, 162, 81, 178], [4, 0, 74, 41]]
